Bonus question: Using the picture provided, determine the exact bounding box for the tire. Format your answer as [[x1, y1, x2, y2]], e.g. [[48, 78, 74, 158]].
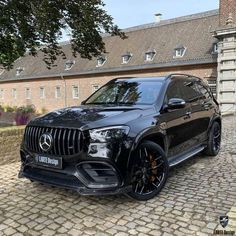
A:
[[204, 122, 221, 156], [127, 141, 169, 201]]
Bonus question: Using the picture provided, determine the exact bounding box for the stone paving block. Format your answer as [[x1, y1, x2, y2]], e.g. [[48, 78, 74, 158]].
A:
[[0, 116, 235, 235]]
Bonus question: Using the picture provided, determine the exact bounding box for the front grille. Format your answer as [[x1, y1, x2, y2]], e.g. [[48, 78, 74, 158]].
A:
[[24, 126, 83, 156]]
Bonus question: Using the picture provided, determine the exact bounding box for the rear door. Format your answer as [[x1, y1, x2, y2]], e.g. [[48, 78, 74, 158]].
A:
[[195, 80, 215, 142], [180, 77, 215, 146], [180, 78, 203, 146]]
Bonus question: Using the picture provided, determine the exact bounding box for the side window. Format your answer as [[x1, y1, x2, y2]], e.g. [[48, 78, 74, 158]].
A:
[[196, 82, 212, 100], [166, 81, 183, 100], [180, 80, 201, 102]]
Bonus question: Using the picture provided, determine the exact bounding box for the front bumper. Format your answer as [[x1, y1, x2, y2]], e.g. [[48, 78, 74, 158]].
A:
[[19, 149, 132, 196]]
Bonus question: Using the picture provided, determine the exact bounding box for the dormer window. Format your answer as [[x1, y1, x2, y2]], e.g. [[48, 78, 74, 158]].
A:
[[122, 52, 132, 64], [16, 67, 24, 76], [96, 55, 107, 67], [0, 69, 4, 76], [145, 49, 156, 62], [213, 43, 218, 53], [65, 60, 75, 71], [174, 46, 186, 58]]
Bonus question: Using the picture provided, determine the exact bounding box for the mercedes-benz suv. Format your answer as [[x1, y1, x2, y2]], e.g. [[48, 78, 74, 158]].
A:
[[19, 74, 221, 201]]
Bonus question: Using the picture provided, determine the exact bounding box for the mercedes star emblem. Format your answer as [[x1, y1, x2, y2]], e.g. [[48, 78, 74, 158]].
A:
[[39, 133, 53, 152]]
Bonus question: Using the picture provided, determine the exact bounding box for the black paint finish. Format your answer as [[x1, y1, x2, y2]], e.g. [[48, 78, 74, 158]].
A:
[[19, 74, 221, 196]]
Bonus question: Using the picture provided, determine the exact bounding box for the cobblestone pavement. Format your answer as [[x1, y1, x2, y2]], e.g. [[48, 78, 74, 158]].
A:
[[0, 116, 236, 236]]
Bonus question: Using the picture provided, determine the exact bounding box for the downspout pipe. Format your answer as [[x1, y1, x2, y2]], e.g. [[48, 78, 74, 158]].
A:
[[60, 74, 68, 107]]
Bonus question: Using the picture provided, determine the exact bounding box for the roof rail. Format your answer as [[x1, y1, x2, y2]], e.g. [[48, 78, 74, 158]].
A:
[[168, 73, 192, 78]]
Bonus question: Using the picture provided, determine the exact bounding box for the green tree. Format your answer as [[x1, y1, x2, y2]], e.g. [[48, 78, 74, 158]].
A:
[[0, 0, 126, 69]]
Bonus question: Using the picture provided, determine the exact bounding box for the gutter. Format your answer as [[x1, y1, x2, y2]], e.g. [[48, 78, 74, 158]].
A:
[[0, 57, 217, 83], [60, 74, 68, 107]]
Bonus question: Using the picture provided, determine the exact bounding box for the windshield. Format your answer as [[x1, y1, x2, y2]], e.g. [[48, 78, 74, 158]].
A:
[[85, 81, 163, 105]]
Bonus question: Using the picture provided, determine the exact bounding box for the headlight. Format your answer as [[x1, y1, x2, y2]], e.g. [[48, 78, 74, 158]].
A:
[[89, 126, 130, 143]]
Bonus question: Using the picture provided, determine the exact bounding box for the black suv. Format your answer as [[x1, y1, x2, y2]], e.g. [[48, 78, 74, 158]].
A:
[[19, 74, 221, 200]]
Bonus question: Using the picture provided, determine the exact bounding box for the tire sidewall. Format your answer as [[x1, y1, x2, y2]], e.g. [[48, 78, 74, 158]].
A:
[[208, 122, 221, 156], [127, 141, 169, 201]]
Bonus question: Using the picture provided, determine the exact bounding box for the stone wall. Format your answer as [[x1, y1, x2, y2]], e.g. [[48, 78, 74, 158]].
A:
[[0, 126, 25, 165], [0, 112, 15, 124]]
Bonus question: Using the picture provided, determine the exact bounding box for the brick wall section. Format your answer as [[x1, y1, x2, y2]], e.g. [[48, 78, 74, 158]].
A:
[[0, 126, 25, 165], [0, 64, 217, 112], [220, 0, 236, 26], [0, 112, 15, 124]]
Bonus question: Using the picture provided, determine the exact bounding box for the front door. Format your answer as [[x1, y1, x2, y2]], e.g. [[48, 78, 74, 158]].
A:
[[160, 79, 193, 158]]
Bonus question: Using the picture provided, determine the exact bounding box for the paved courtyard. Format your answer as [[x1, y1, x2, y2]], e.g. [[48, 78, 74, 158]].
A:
[[0, 116, 236, 236]]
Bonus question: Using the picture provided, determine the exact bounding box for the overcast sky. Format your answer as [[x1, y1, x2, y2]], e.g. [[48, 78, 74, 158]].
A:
[[103, 0, 219, 29], [61, 0, 219, 41]]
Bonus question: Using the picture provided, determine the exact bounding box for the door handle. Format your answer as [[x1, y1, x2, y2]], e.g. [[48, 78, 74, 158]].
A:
[[201, 101, 211, 110], [184, 111, 191, 119], [185, 111, 191, 116]]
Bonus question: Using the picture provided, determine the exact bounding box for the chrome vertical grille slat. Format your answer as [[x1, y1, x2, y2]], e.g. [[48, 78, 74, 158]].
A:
[[53, 128, 58, 155], [57, 129, 62, 156], [37, 127, 42, 153], [35, 127, 39, 153], [72, 130, 76, 155], [62, 129, 66, 155], [78, 131, 81, 153], [30, 127, 33, 151], [67, 129, 72, 155], [31, 127, 35, 152], [24, 126, 82, 157]]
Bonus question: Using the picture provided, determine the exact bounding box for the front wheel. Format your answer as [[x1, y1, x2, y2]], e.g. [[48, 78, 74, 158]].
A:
[[127, 141, 169, 201], [204, 122, 221, 156]]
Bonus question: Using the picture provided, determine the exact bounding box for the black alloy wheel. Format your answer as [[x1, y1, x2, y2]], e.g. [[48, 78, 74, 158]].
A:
[[204, 122, 221, 156], [127, 141, 169, 201]]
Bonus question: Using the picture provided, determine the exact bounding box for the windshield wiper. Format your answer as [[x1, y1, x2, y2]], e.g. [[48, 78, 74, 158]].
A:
[[117, 102, 135, 105]]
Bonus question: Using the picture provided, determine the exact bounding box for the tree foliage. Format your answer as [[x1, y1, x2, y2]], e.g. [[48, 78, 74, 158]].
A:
[[0, 0, 126, 69]]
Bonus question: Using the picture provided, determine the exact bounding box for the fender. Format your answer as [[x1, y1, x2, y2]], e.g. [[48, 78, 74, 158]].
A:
[[126, 126, 168, 171], [207, 114, 222, 137]]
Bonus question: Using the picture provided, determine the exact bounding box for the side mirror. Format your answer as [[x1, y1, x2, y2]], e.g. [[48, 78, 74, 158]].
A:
[[168, 98, 186, 110]]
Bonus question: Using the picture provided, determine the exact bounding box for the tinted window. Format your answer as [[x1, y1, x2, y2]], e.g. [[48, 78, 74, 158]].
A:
[[166, 81, 183, 100], [85, 81, 163, 105], [196, 82, 212, 100], [167, 80, 201, 103], [180, 80, 202, 102]]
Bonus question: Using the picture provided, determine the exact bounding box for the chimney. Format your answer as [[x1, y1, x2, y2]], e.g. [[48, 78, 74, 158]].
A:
[[220, 0, 236, 26], [155, 13, 162, 23]]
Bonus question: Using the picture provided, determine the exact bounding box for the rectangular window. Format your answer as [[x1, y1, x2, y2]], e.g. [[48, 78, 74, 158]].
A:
[[92, 85, 100, 93], [223, 60, 235, 65], [224, 37, 235, 42], [145, 53, 154, 61], [40, 87, 45, 99], [12, 88, 17, 99], [208, 80, 217, 97], [72, 86, 79, 99], [222, 70, 235, 76], [55, 86, 61, 98], [97, 56, 106, 67], [0, 89, 4, 99], [213, 43, 218, 53], [26, 88, 31, 99], [175, 48, 185, 57]]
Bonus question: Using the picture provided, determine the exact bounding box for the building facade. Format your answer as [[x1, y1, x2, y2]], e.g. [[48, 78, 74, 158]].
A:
[[0, 0, 235, 114]]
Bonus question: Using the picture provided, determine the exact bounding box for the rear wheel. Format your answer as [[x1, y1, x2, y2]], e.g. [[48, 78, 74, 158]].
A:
[[204, 122, 221, 156], [127, 141, 169, 201]]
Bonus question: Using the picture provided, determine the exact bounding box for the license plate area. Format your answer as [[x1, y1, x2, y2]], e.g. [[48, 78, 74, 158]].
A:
[[34, 155, 62, 169]]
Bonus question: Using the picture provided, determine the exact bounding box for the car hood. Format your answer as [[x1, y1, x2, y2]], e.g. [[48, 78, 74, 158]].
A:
[[29, 105, 153, 130]]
